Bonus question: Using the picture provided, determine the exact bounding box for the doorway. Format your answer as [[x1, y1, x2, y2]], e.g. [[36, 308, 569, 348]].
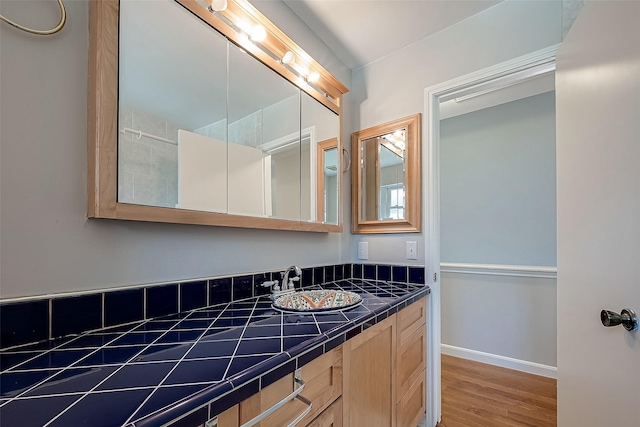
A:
[[422, 45, 559, 426]]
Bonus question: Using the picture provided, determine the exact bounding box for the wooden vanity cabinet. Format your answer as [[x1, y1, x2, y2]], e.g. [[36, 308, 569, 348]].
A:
[[208, 297, 426, 427], [342, 297, 426, 427]]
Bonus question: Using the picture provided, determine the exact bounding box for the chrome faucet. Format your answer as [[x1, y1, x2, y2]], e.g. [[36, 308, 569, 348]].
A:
[[261, 265, 302, 297], [281, 265, 302, 291]]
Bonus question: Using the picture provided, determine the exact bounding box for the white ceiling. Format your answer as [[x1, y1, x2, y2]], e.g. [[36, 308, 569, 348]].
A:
[[278, 0, 503, 69]]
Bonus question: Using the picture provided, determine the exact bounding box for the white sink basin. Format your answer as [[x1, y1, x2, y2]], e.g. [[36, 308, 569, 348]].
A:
[[272, 290, 362, 313]]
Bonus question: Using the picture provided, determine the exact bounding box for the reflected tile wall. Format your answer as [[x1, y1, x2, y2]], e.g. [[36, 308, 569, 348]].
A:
[[194, 118, 227, 141], [228, 111, 262, 148], [118, 107, 181, 208]]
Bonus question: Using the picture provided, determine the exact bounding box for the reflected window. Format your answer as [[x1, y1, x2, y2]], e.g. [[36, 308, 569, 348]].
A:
[[380, 185, 405, 220]]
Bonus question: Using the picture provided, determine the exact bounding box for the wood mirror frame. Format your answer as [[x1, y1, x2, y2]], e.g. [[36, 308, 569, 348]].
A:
[[87, 0, 348, 233], [351, 114, 421, 234], [316, 138, 339, 224]]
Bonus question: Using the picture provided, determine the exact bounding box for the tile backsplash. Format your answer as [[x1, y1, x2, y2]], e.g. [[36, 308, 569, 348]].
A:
[[0, 263, 425, 350]]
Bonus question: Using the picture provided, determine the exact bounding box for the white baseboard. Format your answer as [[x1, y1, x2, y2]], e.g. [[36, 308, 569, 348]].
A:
[[441, 344, 557, 379]]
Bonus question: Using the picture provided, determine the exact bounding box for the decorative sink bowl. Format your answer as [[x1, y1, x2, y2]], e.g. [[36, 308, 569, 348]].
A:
[[272, 290, 362, 313]]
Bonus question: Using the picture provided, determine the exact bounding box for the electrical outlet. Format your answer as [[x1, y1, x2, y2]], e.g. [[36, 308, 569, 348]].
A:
[[406, 241, 418, 260], [358, 242, 369, 260]]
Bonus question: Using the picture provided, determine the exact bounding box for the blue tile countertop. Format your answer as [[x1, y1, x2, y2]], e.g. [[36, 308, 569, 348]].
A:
[[0, 279, 429, 427]]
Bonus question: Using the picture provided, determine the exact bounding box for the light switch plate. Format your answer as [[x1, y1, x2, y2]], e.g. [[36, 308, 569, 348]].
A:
[[406, 241, 418, 260], [358, 242, 369, 260]]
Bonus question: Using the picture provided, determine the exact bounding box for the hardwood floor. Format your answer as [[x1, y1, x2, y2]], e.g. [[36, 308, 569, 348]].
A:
[[433, 355, 557, 427]]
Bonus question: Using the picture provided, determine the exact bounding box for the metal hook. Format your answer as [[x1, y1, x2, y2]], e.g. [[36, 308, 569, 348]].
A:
[[137, 130, 142, 140]]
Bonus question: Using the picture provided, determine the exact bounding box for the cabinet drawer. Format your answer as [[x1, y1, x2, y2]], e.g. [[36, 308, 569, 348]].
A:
[[397, 297, 426, 345], [397, 325, 425, 402], [239, 346, 342, 427], [305, 397, 342, 427], [297, 345, 343, 424], [396, 371, 425, 427]]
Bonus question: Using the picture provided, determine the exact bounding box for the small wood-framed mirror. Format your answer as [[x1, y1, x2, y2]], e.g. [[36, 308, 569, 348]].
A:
[[352, 114, 421, 234]]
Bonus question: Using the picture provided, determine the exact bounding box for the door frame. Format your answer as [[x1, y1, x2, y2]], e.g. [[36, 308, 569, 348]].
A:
[[422, 44, 559, 426]]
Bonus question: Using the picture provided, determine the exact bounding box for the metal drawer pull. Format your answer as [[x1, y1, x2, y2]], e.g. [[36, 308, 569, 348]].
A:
[[239, 369, 312, 427], [287, 394, 313, 427]]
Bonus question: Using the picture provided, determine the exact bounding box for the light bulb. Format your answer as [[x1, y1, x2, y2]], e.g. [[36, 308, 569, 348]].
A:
[[282, 51, 296, 65], [237, 32, 250, 49], [208, 0, 227, 12], [307, 71, 320, 83], [250, 25, 267, 42]]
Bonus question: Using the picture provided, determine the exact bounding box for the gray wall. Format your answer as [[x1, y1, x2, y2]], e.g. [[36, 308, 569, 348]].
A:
[[441, 272, 557, 366], [350, 0, 563, 264], [440, 92, 557, 266], [0, 0, 352, 299]]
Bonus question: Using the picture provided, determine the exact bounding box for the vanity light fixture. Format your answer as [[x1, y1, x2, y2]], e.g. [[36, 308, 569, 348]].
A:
[[383, 132, 406, 151], [193, 0, 346, 112]]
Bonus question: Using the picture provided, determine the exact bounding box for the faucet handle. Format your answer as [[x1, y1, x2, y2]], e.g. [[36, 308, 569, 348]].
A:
[[261, 280, 279, 289], [286, 276, 300, 290]]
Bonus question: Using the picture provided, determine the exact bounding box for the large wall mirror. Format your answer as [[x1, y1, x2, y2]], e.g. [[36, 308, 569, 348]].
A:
[[88, 0, 347, 232], [352, 114, 421, 234]]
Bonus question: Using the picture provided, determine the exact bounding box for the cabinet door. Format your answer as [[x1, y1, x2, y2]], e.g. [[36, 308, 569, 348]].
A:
[[306, 397, 342, 427], [239, 347, 342, 427], [342, 315, 397, 427]]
